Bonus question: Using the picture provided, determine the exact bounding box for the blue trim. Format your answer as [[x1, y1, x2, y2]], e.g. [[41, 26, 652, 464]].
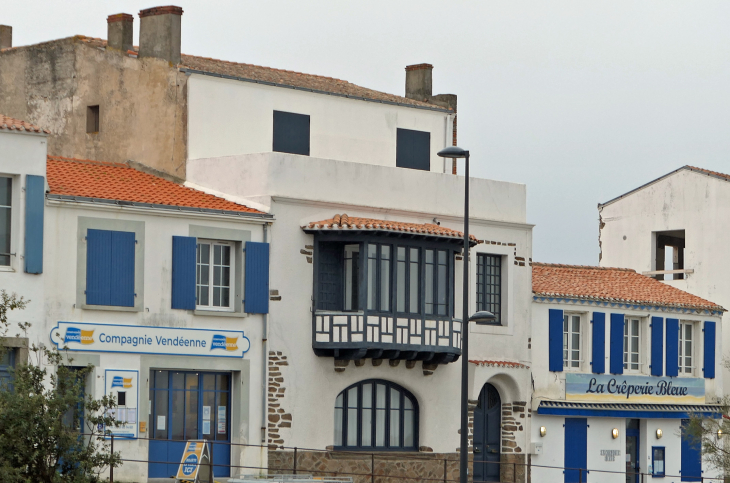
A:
[[171, 236, 197, 310], [24, 174, 44, 274], [610, 313, 624, 375], [666, 319, 679, 377], [651, 316, 664, 376], [652, 446, 666, 477], [104, 369, 139, 440], [549, 309, 563, 372], [703, 321, 716, 379], [537, 407, 721, 419]]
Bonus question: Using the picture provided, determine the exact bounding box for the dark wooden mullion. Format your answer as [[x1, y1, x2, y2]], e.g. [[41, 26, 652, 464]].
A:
[[358, 242, 367, 312]]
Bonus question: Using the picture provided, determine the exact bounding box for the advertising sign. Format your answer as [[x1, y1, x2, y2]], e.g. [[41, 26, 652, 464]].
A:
[[105, 369, 139, 439], [50, 322, 250, 358], [176, 440, 211, 482], [566, 373, 705, 404]]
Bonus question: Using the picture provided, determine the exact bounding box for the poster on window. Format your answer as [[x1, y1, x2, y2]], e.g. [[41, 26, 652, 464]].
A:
[[218, 406, 227, 434], [104, 369, 139, 439]]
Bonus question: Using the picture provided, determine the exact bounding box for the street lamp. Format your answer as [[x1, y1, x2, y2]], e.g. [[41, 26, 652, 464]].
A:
[[437, 146, 499, 483]]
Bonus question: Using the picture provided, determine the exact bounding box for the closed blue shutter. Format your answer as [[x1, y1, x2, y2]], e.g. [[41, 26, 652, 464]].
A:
[[591, 312, 605, 374], [564, 418, 588, 483], [610, 314, 624, 375], [666, 318, 679, 377], [549, 309, 563, 372], [109, 231, 135, 307], [24, 175, 44, 274], [651, 316, 664, 376], [86, 229, 112, 305], [171, 236, 197, 310], [703, 321, 716, 379], [244, 241, 269, 314], [681, 419, 702, 481]]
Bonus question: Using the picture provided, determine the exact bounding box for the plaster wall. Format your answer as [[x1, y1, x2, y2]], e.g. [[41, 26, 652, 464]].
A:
[[187, 74, 453, 172], [599, 169, 730, 393]]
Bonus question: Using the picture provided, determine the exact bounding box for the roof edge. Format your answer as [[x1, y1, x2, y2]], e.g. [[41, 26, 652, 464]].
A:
[[533, 292, 726, 313]]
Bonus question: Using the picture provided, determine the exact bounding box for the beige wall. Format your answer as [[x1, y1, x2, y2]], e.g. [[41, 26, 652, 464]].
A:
[[0, 38, 187, 179]]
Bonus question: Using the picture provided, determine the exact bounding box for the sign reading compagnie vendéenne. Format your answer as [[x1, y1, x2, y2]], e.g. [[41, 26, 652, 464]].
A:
[[566, 373, 705, 404], [50, 322, 250, 358]]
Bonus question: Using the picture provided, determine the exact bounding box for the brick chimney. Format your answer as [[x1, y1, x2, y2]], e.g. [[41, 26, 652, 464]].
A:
[[0, 25, 12, 50], [107, 14, 134, 53], [405, 64, 433, 102], [138, 6, 183, 64]]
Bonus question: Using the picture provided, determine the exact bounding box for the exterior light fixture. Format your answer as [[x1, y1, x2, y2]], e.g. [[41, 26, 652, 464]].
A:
[[469, 311, 498, 326], [656, 429, 663, 439], [718, 429, 724, 439], [612, 428, 619, 439], [540, 426, 547, 437]]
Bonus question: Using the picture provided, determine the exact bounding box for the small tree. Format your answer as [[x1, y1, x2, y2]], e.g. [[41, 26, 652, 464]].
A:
[[0, 290, 122, 483]]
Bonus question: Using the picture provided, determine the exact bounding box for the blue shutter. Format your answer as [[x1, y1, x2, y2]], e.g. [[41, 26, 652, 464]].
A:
[[591, 312, 605, 374], [244, 241, 269, 314], [564, 418, 588, 483], [109, 231, 135, 307], [666, 318, 679, 377], [651, 316, 664, 376], [24, 175, 44, 274], [610, 314, 624, 375], [86, 229, 112, 305], [171, 236, 197, 310], [703, 321, 716, 379], [548, 309, 563, 372], [681, 419, 702, 481]]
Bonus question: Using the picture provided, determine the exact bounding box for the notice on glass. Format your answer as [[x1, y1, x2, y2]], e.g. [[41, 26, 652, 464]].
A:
[[157, 415, 166, 431], [217, 406, 226, 434], [127, 408, 137, 425], [203, 420, 211, 435], [203, 406, 211, 421]]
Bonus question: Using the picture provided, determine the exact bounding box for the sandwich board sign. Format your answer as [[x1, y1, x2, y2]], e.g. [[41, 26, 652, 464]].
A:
[[176, 440, 211, 482]]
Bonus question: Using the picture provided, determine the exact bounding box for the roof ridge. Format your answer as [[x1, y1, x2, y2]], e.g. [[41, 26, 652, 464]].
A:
[[47, 155, 128, 169], [532, 262, 635, 272]]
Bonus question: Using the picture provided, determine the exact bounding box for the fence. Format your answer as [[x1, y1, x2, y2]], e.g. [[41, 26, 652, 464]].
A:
[[91, 434, 725, 483]]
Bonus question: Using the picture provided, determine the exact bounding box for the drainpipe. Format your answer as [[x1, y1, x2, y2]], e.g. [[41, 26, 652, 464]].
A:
[[261, 222, 270, 472]]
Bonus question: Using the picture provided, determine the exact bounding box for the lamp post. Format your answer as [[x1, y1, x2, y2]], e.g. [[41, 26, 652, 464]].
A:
[[437, 147, 499, 483]]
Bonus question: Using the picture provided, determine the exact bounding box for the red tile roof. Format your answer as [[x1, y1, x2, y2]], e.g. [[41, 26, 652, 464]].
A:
[[0, 114, 48, 134], [686, 166, 730, 182], [303, 214, 478, 244], [469, 360, 529, 369], [532, 262, 724, 311], [46, 156, 265, 215]]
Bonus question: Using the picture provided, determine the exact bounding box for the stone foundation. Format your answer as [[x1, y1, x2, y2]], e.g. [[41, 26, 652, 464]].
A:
[[499, 453, 530, 483]]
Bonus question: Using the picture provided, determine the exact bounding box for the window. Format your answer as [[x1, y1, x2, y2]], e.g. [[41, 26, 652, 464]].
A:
[[196, 241, 234, 311], [624, 317, 641, 371], [563, 314, 581, 369], [396, 128, 430, 171], [476, 254, 502, 325], [652, 446, 665, 477], [679, 321, 694, 375], [344, 244, 360, 311], [654, 230, 685, 280], [273, 110, 310, 156], [86, 105, 100, 133], [59, 367, 86, 431], [424, 249, 447, 315], [0, 177, 11, 266], [334, 380, 417, 450], [367, 244, 390, 312], [0, 348, 15, 390]]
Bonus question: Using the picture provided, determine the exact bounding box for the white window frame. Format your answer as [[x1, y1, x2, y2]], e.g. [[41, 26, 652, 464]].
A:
[[624, 316, 642, 372], [678, 321, 696, 376], [196, 239, 235, 312], [563, 313, 582, 370], [0, 175, 14, 269]]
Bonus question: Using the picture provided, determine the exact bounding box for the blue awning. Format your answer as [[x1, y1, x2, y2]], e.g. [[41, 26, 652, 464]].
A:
[[537, 400, 723, 419]]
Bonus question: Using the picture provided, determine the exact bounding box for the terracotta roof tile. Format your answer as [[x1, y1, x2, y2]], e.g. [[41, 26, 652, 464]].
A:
[[303, 214, 478, 243], [532, 262, 724, 312], [469, 360, 529, 369], [0, 114, 48, 134], [686, 166, 730, 181], [46, 156, 265, 215]]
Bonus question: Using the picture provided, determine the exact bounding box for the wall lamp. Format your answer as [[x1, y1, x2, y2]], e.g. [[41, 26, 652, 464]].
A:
[[656, 429, 663, 439], [612, 428, 619, 439], [540, 426, 547, 437]]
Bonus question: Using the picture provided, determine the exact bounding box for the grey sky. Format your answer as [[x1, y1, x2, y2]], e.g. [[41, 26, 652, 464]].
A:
[[5, 1, 730, 265]]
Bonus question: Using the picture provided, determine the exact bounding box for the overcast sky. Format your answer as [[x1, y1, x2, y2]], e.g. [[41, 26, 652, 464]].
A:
[[5, 1, 730, 265]]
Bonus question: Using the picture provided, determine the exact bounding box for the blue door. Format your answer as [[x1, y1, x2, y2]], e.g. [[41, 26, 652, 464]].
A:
[[626, 419, 640, 483], [681, 419, 702, 481], [473, 384, 501, 482], [564, 418, 588, 483], [148, 371, 232, 478]]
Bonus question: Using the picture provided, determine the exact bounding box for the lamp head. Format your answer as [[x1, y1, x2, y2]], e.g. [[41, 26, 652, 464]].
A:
[[437, 146, 469, 159], [469, 310, 498, 326]]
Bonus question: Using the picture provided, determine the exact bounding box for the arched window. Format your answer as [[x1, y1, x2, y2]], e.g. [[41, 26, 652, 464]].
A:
[[334, 380, 418, 450]]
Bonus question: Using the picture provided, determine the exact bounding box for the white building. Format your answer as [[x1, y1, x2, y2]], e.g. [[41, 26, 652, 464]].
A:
[[598, 166, 730, 395], [531, 262, 724, 483]]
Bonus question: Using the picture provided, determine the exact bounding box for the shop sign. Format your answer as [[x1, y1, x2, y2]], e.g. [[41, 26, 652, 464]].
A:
[[50, 322, 251, 358], [175, 440, 211, 482], [105, 369, 138, 439], [566, 373, 705, 404], [601, 449, 621, 461]]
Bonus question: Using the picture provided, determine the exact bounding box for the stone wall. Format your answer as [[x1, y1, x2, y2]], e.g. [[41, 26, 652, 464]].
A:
[[268, 351, 292, 447]]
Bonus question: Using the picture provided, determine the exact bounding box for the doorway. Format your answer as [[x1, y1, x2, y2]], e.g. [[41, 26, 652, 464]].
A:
[[626, 419, 640, 483], [473, 383, 501, 482]]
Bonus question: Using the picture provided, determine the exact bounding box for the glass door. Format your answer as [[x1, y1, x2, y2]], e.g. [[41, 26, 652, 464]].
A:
[[626, 419, 640, 483]]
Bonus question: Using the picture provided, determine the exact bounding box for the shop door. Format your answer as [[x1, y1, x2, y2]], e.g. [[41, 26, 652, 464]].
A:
[[626, 419, 640, 483], [680, 419, 702, 481], [148, 371, 232, 478], [473, 383, 501, 482], [564, 418, 588, 483]]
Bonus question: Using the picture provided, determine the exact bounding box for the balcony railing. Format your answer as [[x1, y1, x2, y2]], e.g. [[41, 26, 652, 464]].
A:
[[312, 310, 462, 364]]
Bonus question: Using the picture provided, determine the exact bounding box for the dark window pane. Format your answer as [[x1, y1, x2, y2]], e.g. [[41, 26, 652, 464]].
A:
[[273, 111, 310, 156], [396, 128, 430, 171], [477, 254, 501, 324]]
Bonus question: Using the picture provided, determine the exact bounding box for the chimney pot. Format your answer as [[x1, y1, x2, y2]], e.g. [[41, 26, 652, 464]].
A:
[[107, 14, 134, 53], [405, 63, 433, 101], [0, 25, 12, 50], [138, 5, 183, 64]]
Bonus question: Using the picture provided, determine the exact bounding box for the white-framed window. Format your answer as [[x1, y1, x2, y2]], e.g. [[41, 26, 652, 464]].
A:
[[0, 176, 12, 267], [196, 240, 234, 311], [679, 321, 695, 375], [563, 313, 581, 369], [624, 317, 641, 371]]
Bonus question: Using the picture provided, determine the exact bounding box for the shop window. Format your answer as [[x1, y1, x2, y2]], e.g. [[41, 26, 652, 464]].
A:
[[652, 446, 665, 477], [654, 230, 685, 280], [624, 317, 641, 372], [86, 105, 100, 133], [273, 110, 310, 156], [196, 240, 235, 311], [679, 321, 695, 375], [476, 254, 502, 325], [396, 128, 430, 171], [334, 379, 418, 450], [563, 313, 581, 369], [0, 176, 11, 266]]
